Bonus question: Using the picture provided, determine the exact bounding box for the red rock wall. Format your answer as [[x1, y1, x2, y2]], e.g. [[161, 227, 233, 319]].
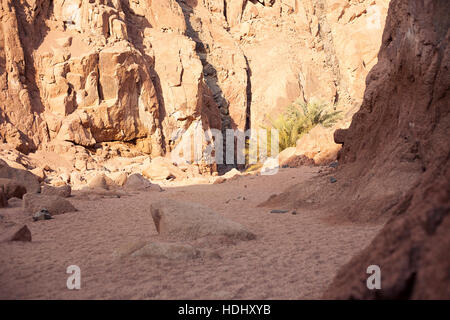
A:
[[325, 0, 450, 299]]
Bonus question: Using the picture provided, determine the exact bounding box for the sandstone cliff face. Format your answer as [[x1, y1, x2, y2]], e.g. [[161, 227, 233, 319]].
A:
[[325, 0, 450, 299], [0, 0, 389, 165], [0, 0, 221, 159]]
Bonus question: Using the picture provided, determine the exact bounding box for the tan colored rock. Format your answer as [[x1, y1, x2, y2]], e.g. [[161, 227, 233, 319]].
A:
[[30, 167, 45, 182], [108, 172, 128, 186], [150, 200, 256, 241], [143, 165, 172, 181], [70, 171, 84, 186], [87, 174, 117, 190], [0, 0, 388, 170], [295, 125, 342, 165], [326, 0, 389, 102], [142, 157, 186, 181], [277, 147, 296, 166], [223, 168, 241, 180], [23, 193, 77, 216], [123, 173, 161, 191]]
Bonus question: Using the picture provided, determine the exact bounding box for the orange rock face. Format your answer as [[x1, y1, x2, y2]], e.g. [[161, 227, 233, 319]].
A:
[[0, 0, 220, 158], [0, 0, 389, 163]]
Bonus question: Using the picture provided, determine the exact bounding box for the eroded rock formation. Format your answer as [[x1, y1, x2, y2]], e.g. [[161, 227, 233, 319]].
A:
[[324, 0, 450, 299], [0, 0, 389, 169]]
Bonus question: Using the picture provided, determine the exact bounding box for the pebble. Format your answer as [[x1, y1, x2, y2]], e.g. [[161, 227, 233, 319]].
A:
[[270, 209, 288, 214]]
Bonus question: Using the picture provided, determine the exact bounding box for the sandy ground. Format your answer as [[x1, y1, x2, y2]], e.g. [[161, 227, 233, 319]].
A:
[[0, 167, 383, 299]]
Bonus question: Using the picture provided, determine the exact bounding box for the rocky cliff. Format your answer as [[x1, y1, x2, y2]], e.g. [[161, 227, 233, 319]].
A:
[[0, 0, 389, 166], [325, 0, 450, 299]]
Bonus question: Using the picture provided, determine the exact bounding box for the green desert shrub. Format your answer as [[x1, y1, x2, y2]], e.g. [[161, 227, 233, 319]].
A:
[[267, 99, 342, 151]]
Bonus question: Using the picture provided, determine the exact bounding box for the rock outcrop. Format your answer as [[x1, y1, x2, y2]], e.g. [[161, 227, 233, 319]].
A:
[[0, 0, 389, 172], [324, 0, 450, 299], [0, 0, 221, 164]]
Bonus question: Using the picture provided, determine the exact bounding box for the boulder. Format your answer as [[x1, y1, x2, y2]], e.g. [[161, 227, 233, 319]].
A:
[[277, 147, 296, 166], [0, 178, 27, 199], [143, 165, 172, 181], [87, 174, 116, 190], [150, 200, 256, 241], [0, 224, 32, 242], [295, 125, 341, 165], [23, 193, 77, 216], [0, 160, 40, 193], [123, 173, 162, 191], [107, 172, 128, 186], [142, 157, 186, 181], [41, 184, 71, 198], [223, 168, 241, 179]]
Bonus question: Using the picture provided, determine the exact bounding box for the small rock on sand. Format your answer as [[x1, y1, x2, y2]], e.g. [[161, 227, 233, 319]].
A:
[[270, 209, 288, 214], [33, 209, 53, 221], [329, 161, 338, 168]]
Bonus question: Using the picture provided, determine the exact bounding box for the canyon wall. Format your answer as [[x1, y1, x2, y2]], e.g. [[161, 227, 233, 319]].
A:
[[325, 0, 450, 299], [0, 0, 389, 166]]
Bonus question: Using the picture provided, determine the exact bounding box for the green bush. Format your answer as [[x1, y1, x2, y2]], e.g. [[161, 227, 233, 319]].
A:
[[267, 99, 342, 151]]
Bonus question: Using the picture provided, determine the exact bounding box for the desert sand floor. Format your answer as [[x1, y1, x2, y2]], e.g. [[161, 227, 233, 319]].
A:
[[0, 167, 383, 299]]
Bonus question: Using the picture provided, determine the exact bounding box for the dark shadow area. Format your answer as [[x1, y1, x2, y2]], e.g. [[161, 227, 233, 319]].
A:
[[176, 0, 254, 174]]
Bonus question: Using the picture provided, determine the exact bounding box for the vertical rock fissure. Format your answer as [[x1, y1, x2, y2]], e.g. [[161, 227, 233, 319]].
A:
[[314, 0, 350, 107], [176, 1, 238, 172], [223, 0, 228, 22]]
